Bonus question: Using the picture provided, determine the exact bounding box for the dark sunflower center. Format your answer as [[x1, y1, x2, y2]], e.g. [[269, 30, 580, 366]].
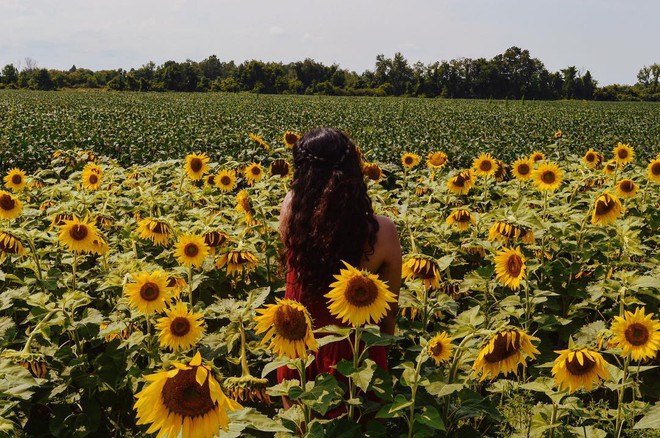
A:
[[518, 163, 530, 174], [624, 323, 649, 346], [69, 224, 89, 241], [404, 156, 413, 165], [456, 211, 471, 222], [506, 254, 523, 277], [251, 166, 261, 176], [430, 342, 444, 357], [541, 171, 556, 184], [0, 194, 15, 211], [607, 162, 617, 171], [344, 276, 379, 307], [619, 180, 634, 192], [206, 175, 215, 185], [532, 154, 543, 162], [480, 160, 493, 171], [204, 232, 226, 248], [453, 175, 466, 187], [617, 149, 628, 159], [190, 158, 203, 172], [586, 152, 596, 162], [151, 221, 167, 234], [273, 305, 308, 341], [595, 198, 614, 215], [170, 317, 191, 337], [140, 282, 160, 301], [220, 176, 232, 186], [484, 332, 521, 363], [167, 276, 178, 287], [161, 367, 216, 418], [11, 174, 22, 185], [285, 133, 298, 145], [652, 162, 660, 176], [412, 259, 437, 279], [184, 243, 199, 257], [565, 353, 596, 376], [89, 174, 98, 184]]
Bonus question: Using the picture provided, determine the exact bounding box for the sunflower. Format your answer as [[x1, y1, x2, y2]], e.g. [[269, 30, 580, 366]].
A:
[[216, 250, 258, 277], [494, 160, 508, 182], [124, 270, 172, 315], [326, 261, 397, 327], [603, 159, 619, 175], [529, 151, 545, 163], [283, 131, 300, 149], [134, 352, 242, 438], [511, 158, 533, 181], [428, 332, 454, 365], [615, 179, 638, 198], [532, 162, 563, 191], [203, 230, 229, 252], [203, 173, 216, 188], [552, 347, 610, 393], [591, 192, 622, 226], [0, 191, 23, 220], [472, 329, 539, 380], [447, 170, 475, 195], [488, 221, 535, 244], [472, 153, 498, 177], [174, 234, 209, 268], [582, 148, 603, 168], [255, 298, 318, 358], [185, 153, 210, 181], [0, 230, 26, 262], [136, 218, 173, 246], [249, 133, 270, 151], [363, 163, 383, 181], [610, 307, 660, 361], [427, 151, 448, 169], [215, 169, 237, 192], [3, 168, 27, 192], [243, 163, 264, 186], [494, 246, 526, 290], [402, 255, 441, 289], [613, 142, 634, 165], [167, 275, 188, 300], [269, 159, 290, 178], [446, 209, 475, 231], [223, 376, 271, 405], [554, 130, 562, 139], [648, 158, 660, 183], [58, 216, 101, 254], [82, 163, 103, 191], [235, 190, 255, 217], [156, 301, 205, 351], [401, 153, 421, 169]]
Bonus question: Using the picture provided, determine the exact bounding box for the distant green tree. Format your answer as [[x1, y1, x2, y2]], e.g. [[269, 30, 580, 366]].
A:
[[1, 64, 19, 85]]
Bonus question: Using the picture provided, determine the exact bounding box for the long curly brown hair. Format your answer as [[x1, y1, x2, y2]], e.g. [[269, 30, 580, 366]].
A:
[[284, 128, 379, 304]]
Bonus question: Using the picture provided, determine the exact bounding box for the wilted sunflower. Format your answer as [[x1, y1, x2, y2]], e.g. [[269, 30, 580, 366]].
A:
[[472, 329, 539, 380], [615, 179, 638, 198], [427, 151, 448, 169], [136, 218, 173, 246], [326, 261, 397, 327], [552, 347, 610, 393], [494, 160, 508, 181], [203, 173, 216, 188], [603, 159, 619, 175], [363, 162, 383, 181], [283, 131, 300, 148], [156, 301, 205, 351], [58, 216, 101, 254], [494, 247, 526, 290], [203, 230, 229, 252], [3, 168, 27, 192], [185, 153, 210, 181], [269, 159, 290, 178], [428, 332, 454, 365], [82, 163, 103, 191], [529, 151, 546, 163], [447, 170, 475, 195], [223, 376, 271, 405], [446, 209, 475, 231], [610, 307, 660, 361], [174, 234, 209, 268], [249, 133, 270, 151], [532, 162, 563, 192], [591, 192, 622, 226], [255, 298, 318, 358], [125, 270, 172, 315], [0, 230, 26, 262], [582, 148, 603, 168], [511, 158, 533, 181], [401, 153, 421, 169], [648, 158, 660, 183], [215, 169, 237, 192], [613, 142, 634, 165], [402, 255, 441, 289], [244, 163, 264, 186], [472, 153, 498, 177], [235, 190, 255, 217], [134, 352, 242, 438], [216, 250, 258, 277], [0, 191, 23, 220], [167, 275, 188, 300], [488, 221, 535, 244]]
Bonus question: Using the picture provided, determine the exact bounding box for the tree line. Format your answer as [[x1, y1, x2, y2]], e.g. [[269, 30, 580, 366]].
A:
[[1, 47, 658, 101]]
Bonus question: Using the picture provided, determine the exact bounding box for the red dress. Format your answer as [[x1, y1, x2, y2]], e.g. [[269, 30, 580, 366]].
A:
[[277, 266, 389, 416]]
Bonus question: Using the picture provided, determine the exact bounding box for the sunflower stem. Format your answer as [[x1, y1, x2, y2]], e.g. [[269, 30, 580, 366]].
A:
[[25, 236, 46, 294], [614, 357, 629, 437], [71, 253, 78, 295], [188, 266, 194, 307], [348, 325, 362, 421], [407, 350, 425, 438], [297, 358, 311, 431], [238, 320, 252, 378], [548, 402, 558, 438], [22, 308, 59, 353]]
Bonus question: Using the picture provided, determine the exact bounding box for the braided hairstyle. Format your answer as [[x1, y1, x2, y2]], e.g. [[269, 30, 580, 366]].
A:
[[284, 128, 379, 304]]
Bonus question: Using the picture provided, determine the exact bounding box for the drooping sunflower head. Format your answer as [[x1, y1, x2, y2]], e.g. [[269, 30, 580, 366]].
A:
[[136, 218, 173, 246], [446, 209, 475, 231], [58, 216, 101, 254], [529, 151, 546, 163], [215, 249, 258, 278], [614, 179, 638, 198], [494, 160, 508, 181], [255, 299, 318, 359], [582, 148, 603, 168], [401, 153, 421, 169], [532, 161, 563, 192], [447, 170, 475, 195], [551, 347, 610, 393], [203, 230, 229, 251], [613, 142, 634, 165], [269, 159, 291, 178], [124, 270, 172, 315], [185, 153, 210, 181], [326, 261, 397, 327], [610, 307, 660, 361], [166, 275, 188, 300], [472, 153, 498, 177], [215, 169, 237, 192], [223, 375, 272, 406], [283, 131, 300, 149], [603, 159, 619, 175], [244, 163, 264, 185], [494, 246, 526, 290], [3, 168, 27, 192], [427, 151, 448, 169], [156, 301, 205, 352], [174, 234, 210, 268], [204, 173, 216, 188], [0, 230, 26, 262], [488, 221, 535, 244], [647, 158, 660, 183], [511, 158, 533, 181], [235, 190, 254, 217], [363, 162, 383, 181], [134, 352, 242, 438], [428, 332, 454, 365], [249, 133, 270, 151], [0, 191, 23, 220], [82, 163, 103, 191], [472, 329, 540, 381], [402, 255, 441, 289], [591, 191, 623, 226]]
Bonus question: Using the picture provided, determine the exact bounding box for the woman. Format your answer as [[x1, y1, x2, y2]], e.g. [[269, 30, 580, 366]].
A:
[[277, 127, 402, 414]]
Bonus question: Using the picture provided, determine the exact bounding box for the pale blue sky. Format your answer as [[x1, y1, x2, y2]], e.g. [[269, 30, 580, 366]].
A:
[[1, 0, 658, 85]]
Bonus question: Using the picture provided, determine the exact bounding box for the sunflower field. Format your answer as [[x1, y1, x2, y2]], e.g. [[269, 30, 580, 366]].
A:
[[0, 92, 660, 438]]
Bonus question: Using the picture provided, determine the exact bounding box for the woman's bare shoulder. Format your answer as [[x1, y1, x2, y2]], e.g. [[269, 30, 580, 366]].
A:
[[373, 215, 400, 251]]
